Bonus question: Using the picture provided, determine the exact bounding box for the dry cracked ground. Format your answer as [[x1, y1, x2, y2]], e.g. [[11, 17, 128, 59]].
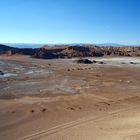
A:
[[0, 55, 140, 140]]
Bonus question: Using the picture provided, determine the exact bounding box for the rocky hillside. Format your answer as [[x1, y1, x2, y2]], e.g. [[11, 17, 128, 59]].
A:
[[34, 45, 140, 59], [0, 44, 38, 56], [0, 44, 16, 53], [0, 44, 140, 58]]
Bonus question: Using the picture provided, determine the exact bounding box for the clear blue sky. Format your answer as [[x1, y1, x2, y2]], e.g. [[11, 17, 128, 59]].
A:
[[0, 0, 140, 45]]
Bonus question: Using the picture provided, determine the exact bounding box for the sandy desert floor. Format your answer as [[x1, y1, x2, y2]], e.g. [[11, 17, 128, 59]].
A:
[[0, 55, 140, 140]]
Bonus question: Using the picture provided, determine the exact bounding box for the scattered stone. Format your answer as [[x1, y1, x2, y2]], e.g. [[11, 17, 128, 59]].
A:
[[67, 107, 75, 111], [11, 111, 16, 114], [107, 103, 111, 106], [78, 107, 82, 110], [96, 75, 101, 77], [30, 109, 35, 113], [126, 80, 132, 83], [42, 108, 46, 112]]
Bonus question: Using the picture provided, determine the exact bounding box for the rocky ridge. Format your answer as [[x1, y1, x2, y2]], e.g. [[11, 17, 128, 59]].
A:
[[0, 44, 140, 59]]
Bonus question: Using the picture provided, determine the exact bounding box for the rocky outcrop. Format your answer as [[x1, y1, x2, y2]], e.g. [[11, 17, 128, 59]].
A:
[[32, 48, 61, 59], [40, 45, 140, 58], [41, 45, 104, 58], [100, 46, 140, 57]]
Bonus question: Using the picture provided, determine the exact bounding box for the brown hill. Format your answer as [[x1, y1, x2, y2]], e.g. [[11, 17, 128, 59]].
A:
[[36, 45, 104, 58]]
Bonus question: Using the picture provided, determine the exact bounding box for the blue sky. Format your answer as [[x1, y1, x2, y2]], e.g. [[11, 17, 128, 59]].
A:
[[0, 0, 140, 45]]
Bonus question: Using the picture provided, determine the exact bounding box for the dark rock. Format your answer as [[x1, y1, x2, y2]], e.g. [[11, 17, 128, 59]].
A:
[[42, 108, 46, 112], [30, 109, 35, 113], [130, 62, 138, 65], [121, 62, 126, 64], [93, 60, 97, 63], [0, 70, 4, 75], [98, 61, 105, 64], [75, 59, 93, 64]]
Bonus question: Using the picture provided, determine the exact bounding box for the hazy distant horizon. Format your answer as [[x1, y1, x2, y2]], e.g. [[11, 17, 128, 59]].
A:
[[2, 42, 140, 49]]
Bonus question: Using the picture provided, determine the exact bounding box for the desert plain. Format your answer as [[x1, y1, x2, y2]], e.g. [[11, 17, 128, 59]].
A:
[[0, 55, 140, 140]]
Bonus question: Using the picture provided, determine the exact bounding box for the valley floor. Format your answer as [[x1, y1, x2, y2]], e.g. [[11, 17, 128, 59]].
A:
[[0, 55, 140, 140]]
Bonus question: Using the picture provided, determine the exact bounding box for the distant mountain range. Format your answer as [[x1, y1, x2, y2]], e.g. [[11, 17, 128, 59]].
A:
[[3, 43, 44, 48], [97, 43, 125, 46], [2, 43, 126, 48], [2, 43, 140, 49]]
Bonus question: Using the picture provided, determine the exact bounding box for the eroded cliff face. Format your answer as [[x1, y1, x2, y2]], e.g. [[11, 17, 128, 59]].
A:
[[0, 44, 140, 58]]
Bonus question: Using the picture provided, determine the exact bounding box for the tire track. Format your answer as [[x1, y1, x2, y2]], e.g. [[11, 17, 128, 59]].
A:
[[20, 105, 140, 140]]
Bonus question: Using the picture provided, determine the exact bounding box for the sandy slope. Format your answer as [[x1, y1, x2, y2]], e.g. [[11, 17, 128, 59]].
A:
[[0, 56, 140, 140], [1, 95, 140, 140], [40, 107, 140, 140]]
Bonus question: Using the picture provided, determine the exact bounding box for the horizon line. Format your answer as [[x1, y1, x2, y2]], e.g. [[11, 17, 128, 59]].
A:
[[1, 42, 140, 46]]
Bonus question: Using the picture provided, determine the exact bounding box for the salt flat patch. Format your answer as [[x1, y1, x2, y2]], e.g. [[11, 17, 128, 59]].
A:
[[0, 59, 52, 78], [0, 73, 17, 78], [25, 70, 34, 75], [38, 78, 78, 95], [97, 57, 140, 63], [0, 61, 5, 65], [14, 66, 25, 70], [90, 57, 140, 63], [25, 69, 52, 75], [40, 86, 76, 94], [85, 57, 140, 67], [17, 81, 40, 86]]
